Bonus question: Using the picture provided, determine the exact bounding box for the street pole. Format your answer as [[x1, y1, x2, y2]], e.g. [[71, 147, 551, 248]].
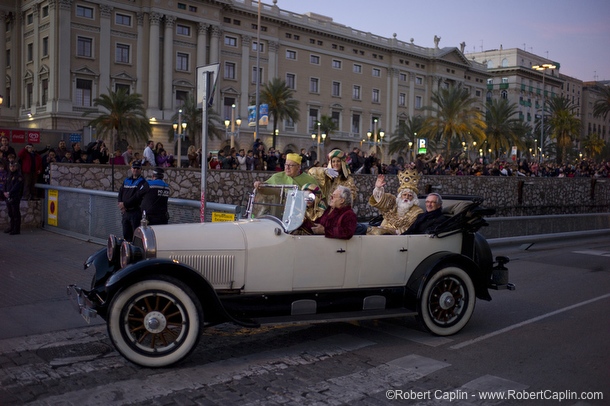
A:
[[533, 63, 556, 163], [177, 109, 182, 168], [317, 122, 321, 163]]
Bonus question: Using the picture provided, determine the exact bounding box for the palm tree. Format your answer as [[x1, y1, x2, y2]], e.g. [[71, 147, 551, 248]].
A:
[[592, 85, 610, 120], [546, 96, 581, 164], [85, 88, 151, 149], [419, 84, 486, 158], [485, 98, 527, 158], [388, 116, 424, 159], [260, 78, 300, 148], [581, 132, 605, 160], [167, 95, 224, 150], [318, 115, 338, 144]]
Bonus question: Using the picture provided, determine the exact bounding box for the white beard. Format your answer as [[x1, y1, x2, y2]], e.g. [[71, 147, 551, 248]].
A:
[[396, 198, 415, 217]]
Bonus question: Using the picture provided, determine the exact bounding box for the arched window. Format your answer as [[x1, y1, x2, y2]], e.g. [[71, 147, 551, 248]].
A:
[[501, 58, 509, 67], [501, 90, 508, 99]]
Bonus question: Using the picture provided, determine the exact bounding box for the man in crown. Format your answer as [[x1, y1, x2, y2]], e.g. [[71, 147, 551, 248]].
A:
[[367, 168, 424, 235]]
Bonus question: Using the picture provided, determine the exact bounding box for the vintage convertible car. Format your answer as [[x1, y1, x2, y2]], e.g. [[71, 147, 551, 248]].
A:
[[68, 185, 513, 367]]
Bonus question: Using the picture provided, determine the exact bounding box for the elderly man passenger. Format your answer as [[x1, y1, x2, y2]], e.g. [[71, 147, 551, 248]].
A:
[[367, 168, 424, 235], [309, 185, 357, 239], [254, 153, 319, 190], [402, 193, 445, 235]]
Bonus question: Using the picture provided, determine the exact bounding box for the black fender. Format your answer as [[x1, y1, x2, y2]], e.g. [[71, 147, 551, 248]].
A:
[[105, 258, 258, 328], [405, 251, 491, 310], [85, 247, 120, 290]]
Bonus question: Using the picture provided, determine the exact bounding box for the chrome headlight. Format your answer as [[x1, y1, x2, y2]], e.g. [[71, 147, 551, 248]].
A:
[[120, 240, 143, 269], [107, 234, 122, 263]]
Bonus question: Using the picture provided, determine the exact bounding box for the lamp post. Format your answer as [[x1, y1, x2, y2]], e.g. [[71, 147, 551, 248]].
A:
[[172, 109, 187, 168], [0, 94, 3, 114], [224, 104, 241, 150], [366, 118, 385, 163], [532, 63, 556, 163], [472, 141, 477, 161], [312, 121, 326, 164], [408, 141, 413, 163]]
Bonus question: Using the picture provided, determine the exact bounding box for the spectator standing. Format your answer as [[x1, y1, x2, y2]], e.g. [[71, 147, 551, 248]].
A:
[[266, 148, 278, 171], [17, 143, 42, 200], [3, 161, 24, 235], [117, 160, 150, 241], [55, 140, 69, 161], [141, 168, 170, 225], [237, 148, 247, 170], [122, 145, 134, 164], [110, 149, 126, 165], [187, 145, 200, 168], [0, 160, 7, 201], [142, 140, 155, 166], [71, 142, 83, 163], [349, 147, 364, 173], [246, 150, 255, 170], [156, 148, 171, 167], [42, 150, 57, 184], [0, 136, 16, 159]]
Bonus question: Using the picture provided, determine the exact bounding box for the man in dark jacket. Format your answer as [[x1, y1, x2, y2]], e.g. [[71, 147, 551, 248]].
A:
[[403, 193, 446, 234], [141, 168, 170, 225], [3, 161, 24, 235], [118, 160, 149, 241]]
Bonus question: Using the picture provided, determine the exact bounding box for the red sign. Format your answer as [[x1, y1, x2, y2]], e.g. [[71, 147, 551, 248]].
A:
[[11, 130, 25, 143], [8, 129, 40, 144], [28, 131, 41, 143]]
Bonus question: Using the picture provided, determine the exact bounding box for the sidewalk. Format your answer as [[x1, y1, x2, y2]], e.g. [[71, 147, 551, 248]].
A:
[[0, 228, 105, 340]]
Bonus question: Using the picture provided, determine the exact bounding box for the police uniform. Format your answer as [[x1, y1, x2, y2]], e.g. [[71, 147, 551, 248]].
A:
[[141, 168, 170, 225], [118, 161, 149, 241]]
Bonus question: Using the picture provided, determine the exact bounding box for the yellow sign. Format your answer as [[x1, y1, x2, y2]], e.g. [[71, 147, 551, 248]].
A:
[[212, 212, 235, 222], [47, 189, 58, 226]]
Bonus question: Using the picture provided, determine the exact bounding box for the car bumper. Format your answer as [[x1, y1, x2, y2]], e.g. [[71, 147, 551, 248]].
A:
[[67, 284, 98, 323]]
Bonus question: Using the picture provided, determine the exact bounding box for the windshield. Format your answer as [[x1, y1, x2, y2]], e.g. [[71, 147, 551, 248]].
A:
[[246, 185, 306, 233]]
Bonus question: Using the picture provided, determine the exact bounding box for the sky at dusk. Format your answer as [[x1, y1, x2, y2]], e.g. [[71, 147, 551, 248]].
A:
[[280, 0, 610, 82]]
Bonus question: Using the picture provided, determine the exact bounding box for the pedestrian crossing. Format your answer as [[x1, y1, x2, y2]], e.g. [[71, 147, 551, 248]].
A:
[[0, 322, 548, 406]]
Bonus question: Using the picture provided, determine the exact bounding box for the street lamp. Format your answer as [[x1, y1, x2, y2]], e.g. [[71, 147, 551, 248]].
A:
[[366, 118, 385, 162], [532, 63, 556, 163], [224, 103, 241, 150], [408, 141, 413, 163], [172, 108, 187, 167], [312, 121, 326, 164]]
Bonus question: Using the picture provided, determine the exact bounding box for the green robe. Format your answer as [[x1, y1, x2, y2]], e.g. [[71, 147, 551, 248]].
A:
[[265, 171, 319, 189]]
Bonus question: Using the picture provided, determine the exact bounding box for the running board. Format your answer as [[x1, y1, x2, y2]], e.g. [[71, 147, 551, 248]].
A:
[[253, 308, 417, 327]]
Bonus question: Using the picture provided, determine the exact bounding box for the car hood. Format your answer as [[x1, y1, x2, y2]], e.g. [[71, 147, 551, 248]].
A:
[[149, 221, 248, 251]]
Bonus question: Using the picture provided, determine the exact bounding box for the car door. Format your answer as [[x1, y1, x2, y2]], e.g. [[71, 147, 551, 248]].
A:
[[291, 235, 347, 290], [356, 235, 410, 287]]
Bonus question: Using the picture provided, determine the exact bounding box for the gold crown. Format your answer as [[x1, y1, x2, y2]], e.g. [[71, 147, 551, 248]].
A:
[[397, 168, 420, 195]]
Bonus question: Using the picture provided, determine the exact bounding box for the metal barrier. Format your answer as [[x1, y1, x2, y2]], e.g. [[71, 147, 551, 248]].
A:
[[37, 184, 242, 243]]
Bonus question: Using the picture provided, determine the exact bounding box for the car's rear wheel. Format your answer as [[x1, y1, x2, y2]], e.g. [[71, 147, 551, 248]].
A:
[[107, 276, 202, 367], [418, 265, 475, 336]]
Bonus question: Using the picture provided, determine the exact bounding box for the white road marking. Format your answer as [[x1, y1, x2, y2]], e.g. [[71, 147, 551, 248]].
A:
[[450, 293, 610, 350], [23, 334, 374, 406], [573, 250, 610, 257]]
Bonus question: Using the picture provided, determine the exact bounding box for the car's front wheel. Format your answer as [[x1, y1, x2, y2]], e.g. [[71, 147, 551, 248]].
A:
[[418, 265, 475, 336], [107, 276, 203, 367]]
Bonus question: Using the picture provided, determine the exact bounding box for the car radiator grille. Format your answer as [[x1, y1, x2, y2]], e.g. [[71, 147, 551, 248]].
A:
[[170, 254, 235, 288]]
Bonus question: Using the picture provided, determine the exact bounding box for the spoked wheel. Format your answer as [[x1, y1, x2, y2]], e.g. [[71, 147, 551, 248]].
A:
[[107, 276, 202, 367], [418, 265, 475, 336]]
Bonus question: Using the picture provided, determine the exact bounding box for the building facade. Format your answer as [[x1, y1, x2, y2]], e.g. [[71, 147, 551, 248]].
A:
[[0, 0, 489, 162]]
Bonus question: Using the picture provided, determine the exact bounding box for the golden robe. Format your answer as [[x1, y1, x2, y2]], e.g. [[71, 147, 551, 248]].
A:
[[367, 192, 423, 235]]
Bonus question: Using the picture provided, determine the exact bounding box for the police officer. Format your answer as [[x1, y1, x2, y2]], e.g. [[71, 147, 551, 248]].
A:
[[141, 167, 170, 225], [118, 160, 149, 241], [4, 161, 24, 235]]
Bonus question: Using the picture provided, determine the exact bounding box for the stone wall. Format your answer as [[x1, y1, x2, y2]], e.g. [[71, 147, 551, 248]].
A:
[[49, 163, 610, 218]]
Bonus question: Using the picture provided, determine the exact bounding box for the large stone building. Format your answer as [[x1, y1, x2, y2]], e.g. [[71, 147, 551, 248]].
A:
[[0, 0, 490, 162]]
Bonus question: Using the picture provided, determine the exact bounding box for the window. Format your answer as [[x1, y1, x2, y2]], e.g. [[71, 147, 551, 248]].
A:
[[26, 83, 33, 108], [415, 76, 423, 85], [223, 97, 235, 121], [252, 41, 264, 52], [475, 90, 481, 97], [332, 81, 341, 97], [310, 77, 319, 93], [415, 96, 422, 109], [27, 13, 33, 25], [75, 78, 92, 107], [399, 93, 406, 106], [176, 90, 188, 108], [224, 36, 237, 47], [372, 89, 380, 103], [224, 62, 236, 79], [353, 64, 362, 73], [372, 68, 381, 77], [42, 37, 49, 57], [310, 55, 320, 65], [332, 60, 342, 69], [115, 83, 130, 94], [176, 52, 189, 71], [177, 24, 191, 36], [285, 117, 295, 130], [352, 114, 360, 134], [352, 85, 361, 100], [5, 49, 10, 68], [189, 5, 197, 12], [501, 90, 508, 99], [502, 58, 509, 67], [115, 43, 130, 63], [252, 66, 263, 83], [115, 13, 132, 26], [27, 43, 33, 62], [331, 111, 340, 127], [487, 78, 493, 84], [178, 3, 187, 10], [77, 37, 93, 57], [286, 50, 297, 60], [309, 108, 319, 130], [400, 73, 407, 81], [286, 73, 296, 89], [233, 20, 241, 26], [41, 79, 48, 105], [293, 35, 300, 40], [42, 6, 49, 18], [76, 5, 93, 19]]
